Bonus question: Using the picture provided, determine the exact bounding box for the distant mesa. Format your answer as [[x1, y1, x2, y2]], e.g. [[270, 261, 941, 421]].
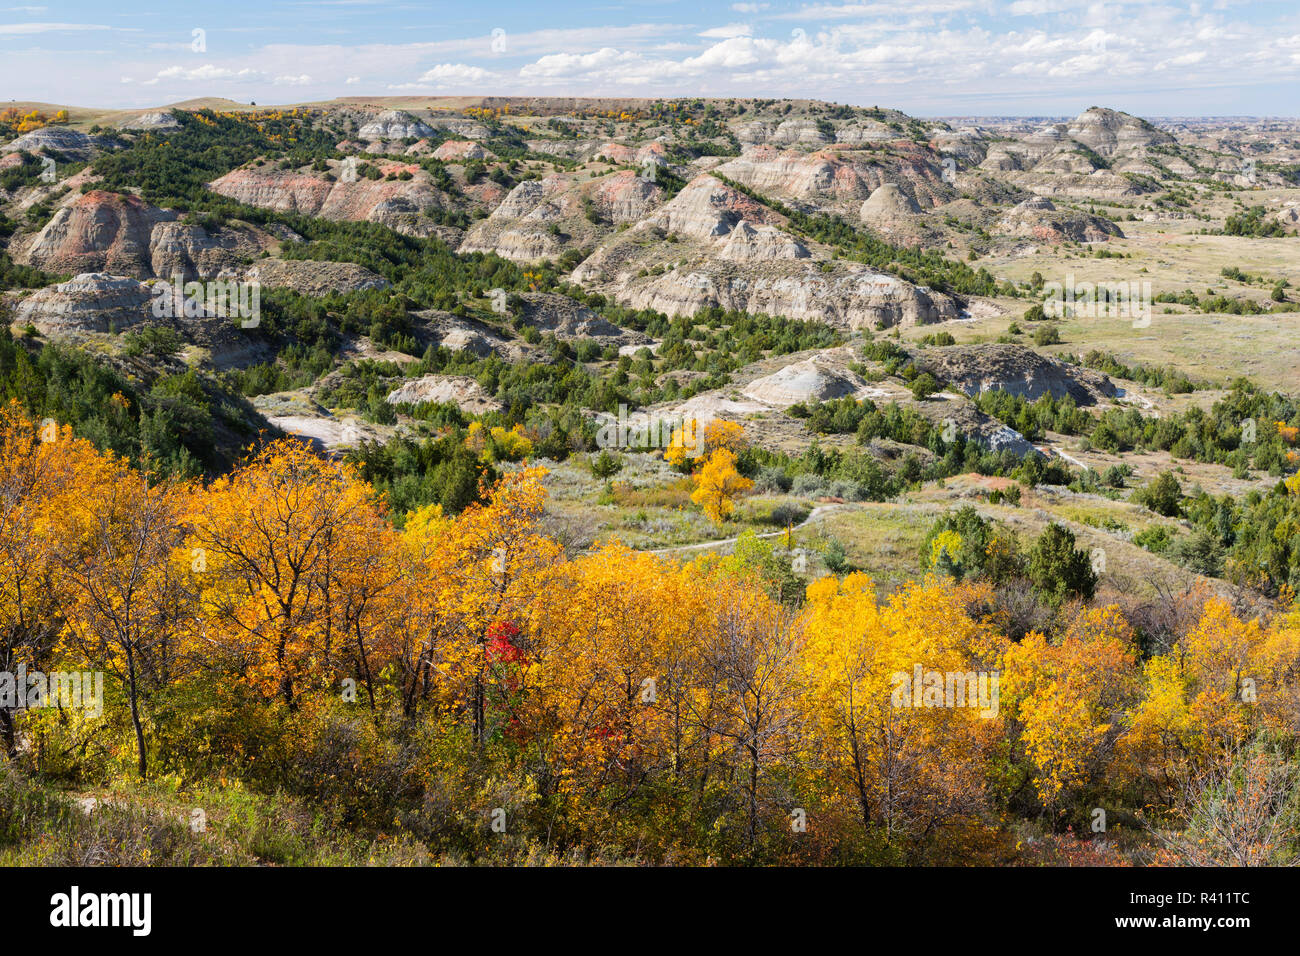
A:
[[1066, 106, 1176, 159]]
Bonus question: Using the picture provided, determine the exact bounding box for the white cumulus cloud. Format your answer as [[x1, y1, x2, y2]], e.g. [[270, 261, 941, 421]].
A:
[[417, 62, 494, 84], [141, 64, 260, 85], [699, 23, 753, 39]]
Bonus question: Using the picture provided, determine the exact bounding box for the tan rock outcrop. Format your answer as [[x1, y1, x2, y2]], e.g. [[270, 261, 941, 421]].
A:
[[149, 220, 273, 280], [719, 221, 809, 262], [14, 190, 276, 280], [1066, 107, 1175, 159], [432, 140, 495, 162], [357, 110, 434, 142], [208, 161, 449, 234], [459, 171, 661, 261], [572, 174, 956, 329], [741, 358, 871, 405], [913, 344, 1118, 404], [516, 292, 652, 346], [246, 258, 390, 296], [994, 196, 1123, 243], [14, 273, 153, 334], [587, 170, 661, 223], [1, 126, 113, 161], [861, 183, 922, 219], [17, 191, 165, 276], [117, 111, 181, 132], [716, 145, 949, 208], [385, 374, 503, 414], [613, 264, 957, 331], [643, 175, 781, 240]]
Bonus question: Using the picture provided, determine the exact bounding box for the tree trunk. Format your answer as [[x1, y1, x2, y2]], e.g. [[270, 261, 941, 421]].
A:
[[125, 645, 147, 781], [0, 708, 16, 760], [354, 624, 377, 716], [280, 674, 296, 711], [472, 629, 488, 746], [848, 716, 872, 829], [472, 671, 486, 746], [277, 625, 296, 711]]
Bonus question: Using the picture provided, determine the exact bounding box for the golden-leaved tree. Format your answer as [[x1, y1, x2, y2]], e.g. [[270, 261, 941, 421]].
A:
[[59, 462, 190, 779], [0, 404, 112, 758], [1126, 595, 1300, 804], [691, 448, 753, 524], [800, 574, 1007, 852], [400, 466, 561, 736], [7, 397, 1300, 864], [1001, 605, 1140, 814], [187, 440, 383, 709], [518, 544, 714, 834]]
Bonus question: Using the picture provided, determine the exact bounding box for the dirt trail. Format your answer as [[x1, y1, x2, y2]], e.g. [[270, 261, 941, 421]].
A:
[[646, 503, 857, 555], [1053, 448, 1089, 469]]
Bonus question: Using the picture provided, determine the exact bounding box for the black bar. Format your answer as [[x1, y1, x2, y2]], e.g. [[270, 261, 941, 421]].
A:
[[14, 865, 1277, 942]]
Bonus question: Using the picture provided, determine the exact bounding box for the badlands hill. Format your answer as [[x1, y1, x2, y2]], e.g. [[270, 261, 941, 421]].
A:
[[1, 94, 1296, 555], [3, 90, 1298, 881]]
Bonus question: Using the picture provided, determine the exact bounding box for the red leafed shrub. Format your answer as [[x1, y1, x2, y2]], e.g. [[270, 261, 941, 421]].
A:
[[486, 621, 527, 665]]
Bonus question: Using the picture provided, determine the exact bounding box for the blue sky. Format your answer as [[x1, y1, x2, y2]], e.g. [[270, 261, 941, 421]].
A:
[[3, 1, 1299, 116]]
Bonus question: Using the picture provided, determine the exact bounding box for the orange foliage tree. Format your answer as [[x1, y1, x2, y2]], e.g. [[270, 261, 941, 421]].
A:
[[187, 440, 385, 708], [5, 400, 1300, 864]]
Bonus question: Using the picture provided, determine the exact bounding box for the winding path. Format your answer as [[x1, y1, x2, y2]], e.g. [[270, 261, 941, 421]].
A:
[[645, 503, 857, 555]]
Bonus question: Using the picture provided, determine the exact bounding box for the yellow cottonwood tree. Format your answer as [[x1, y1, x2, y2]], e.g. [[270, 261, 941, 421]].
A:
[[518, 543, 712, 825], [1126, 597, 1300, 796], [187, 440, 382, 708], [60, 466, 189, 779], [691, 449, 753, 524], [0, 405, 114, 757], [663, 419, 701, 471], [801, 574, 1007, 848], [1001, 605, 1140, 811], [400, 466, 561, 736], [702, 419, 747, 457]]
